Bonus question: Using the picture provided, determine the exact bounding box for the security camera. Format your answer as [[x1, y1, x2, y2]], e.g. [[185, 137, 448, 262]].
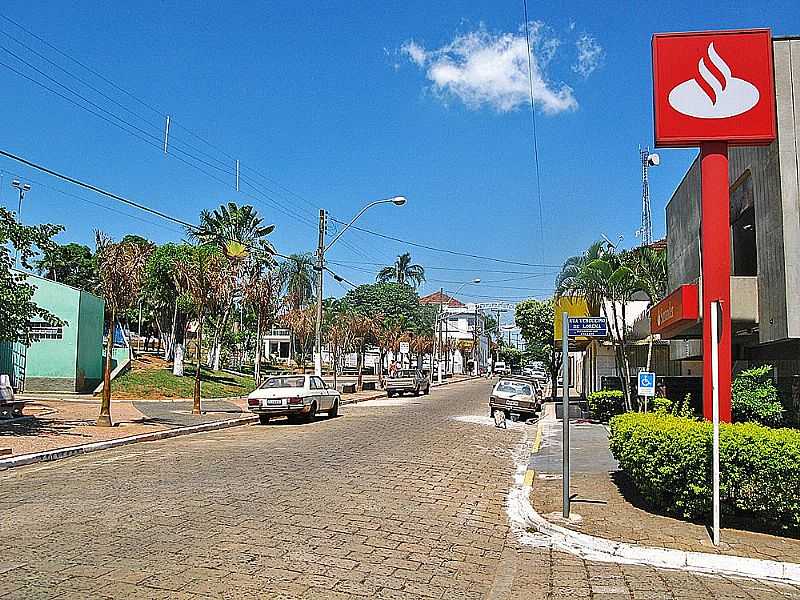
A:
[[647, 153, 660, 167]]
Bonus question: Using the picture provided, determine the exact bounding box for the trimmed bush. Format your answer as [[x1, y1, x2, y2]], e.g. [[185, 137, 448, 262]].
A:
[[609, 412, 800, 533], [733, 365, 783, 426], [652, 396, 672, 414], [588, 390, 624, 422]]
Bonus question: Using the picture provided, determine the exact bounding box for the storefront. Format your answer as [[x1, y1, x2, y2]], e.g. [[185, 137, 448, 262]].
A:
[[651, 36, 800, 425]]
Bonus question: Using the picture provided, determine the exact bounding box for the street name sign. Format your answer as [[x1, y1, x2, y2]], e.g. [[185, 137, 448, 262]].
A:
[[567, 317, 607, 338], [638, 372, 656, 397]]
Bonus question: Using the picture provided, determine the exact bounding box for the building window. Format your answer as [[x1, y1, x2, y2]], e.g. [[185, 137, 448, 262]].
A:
[[30, 321, 63, 340], [730, 172, 757, 276]]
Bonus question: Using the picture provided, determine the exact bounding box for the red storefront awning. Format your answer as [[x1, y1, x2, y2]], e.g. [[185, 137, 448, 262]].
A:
[[650, 284, 699, 338]]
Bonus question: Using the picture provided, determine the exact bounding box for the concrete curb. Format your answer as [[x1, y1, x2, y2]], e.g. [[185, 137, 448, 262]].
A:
[[0, 415, 257, 471], [507, 428, 800, 586]]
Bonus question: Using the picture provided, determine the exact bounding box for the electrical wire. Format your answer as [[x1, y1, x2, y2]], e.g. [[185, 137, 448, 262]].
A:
[[522, 0, 546, 262], [328, 219, 560, 268]]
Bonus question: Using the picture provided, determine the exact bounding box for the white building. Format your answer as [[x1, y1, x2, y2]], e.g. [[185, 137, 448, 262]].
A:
[[420, 291, 489, 375]]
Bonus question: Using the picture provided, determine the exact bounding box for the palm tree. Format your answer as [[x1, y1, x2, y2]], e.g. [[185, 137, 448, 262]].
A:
[[376, 252, 425, 288], [94, 233, 152, 427], [346, 312, 377, 391], [244, 266, 282, 384], [280, 253, 317, 310], [633, 246, 668, 374], [556, 241, 642, 412], [174, 246, 230, 414], [191, 202, 276, 371], [194, 202, 275, 261], [284, 306, 316, 373]]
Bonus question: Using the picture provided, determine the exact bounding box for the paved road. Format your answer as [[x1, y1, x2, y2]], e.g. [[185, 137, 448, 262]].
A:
[[0, 381, 796, 599]]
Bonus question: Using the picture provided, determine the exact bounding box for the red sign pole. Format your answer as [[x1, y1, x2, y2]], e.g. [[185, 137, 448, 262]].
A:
[[700, 142, 732, 422]]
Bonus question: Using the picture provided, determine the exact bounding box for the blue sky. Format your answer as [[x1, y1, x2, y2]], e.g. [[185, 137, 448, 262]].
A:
[[1, 1, 798, 321]]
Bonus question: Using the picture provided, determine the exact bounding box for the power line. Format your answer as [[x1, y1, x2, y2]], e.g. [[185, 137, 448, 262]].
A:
[[327, 259, 559, 274], [522, 0, 546, 263], [328, 218, 561, 268], [0, 147, 370, 289]]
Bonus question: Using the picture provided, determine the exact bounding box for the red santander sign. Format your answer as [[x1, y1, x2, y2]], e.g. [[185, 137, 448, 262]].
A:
[[653, 29, 776, 147]]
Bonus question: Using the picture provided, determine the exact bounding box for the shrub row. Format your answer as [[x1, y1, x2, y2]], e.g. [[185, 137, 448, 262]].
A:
[[609, 412, 800, 533]]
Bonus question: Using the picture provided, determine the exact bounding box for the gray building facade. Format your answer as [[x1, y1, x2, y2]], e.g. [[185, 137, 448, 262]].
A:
[[662, 37, 800, 423]]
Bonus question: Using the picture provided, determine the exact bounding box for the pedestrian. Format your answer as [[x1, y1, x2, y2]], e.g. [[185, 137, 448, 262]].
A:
[[389, 359, 399, 378]]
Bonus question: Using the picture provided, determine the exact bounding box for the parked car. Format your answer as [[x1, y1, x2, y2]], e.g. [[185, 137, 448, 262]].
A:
[[247, 374, 340, 425], [385, 369, 430, 397], [489, 378, 541, 420], [493, 361, 510, 376], [0, 374, 24, 420]]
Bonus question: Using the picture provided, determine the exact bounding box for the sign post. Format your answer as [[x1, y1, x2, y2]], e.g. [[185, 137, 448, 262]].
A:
[[652, 28, 776, 422], [711, 301, 721, 546], [561, 312, 570, 519]]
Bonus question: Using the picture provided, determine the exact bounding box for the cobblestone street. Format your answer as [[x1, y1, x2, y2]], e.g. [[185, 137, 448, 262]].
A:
[[1, 380, 798, 599]]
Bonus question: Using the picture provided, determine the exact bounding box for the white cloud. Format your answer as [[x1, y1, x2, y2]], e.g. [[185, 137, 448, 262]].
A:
[[573, 34, 604, 78], [399, 24, 579, 115]]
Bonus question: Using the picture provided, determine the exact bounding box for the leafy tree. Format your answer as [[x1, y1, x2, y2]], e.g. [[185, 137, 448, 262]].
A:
[[284, 306, 316, 373], [343, 282, 425, 327], [515, 298, 561, 400], [632, 246, 667, 372], [732, 365, 783, 426], [95, 233, 152, 426], [499, 345, 524, 369], [0, 207, 63, 344], [376, 252, 425, 288], [141, 243, 194, 370], [35, 242, 99, 291]]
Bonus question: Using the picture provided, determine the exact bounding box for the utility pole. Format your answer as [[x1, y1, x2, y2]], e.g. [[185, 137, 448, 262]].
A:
[[436, 288, 444, 383], [473, 305, 479, 376], [314, 209, 326, 377]]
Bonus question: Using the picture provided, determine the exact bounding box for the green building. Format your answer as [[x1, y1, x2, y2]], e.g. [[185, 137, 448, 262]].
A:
[[0, 271, 105, 392]]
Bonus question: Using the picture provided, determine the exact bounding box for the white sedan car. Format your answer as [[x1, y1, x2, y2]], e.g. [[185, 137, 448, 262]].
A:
[[247, 374, 340, 425]]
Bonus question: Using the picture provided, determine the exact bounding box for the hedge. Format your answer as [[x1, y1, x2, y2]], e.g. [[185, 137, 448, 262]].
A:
[[609, 412, 800, 533], [588, 390, 624, 422]]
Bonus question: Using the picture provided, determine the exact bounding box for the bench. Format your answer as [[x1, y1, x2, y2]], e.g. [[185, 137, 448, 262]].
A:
[[340, 383, 357, 394]]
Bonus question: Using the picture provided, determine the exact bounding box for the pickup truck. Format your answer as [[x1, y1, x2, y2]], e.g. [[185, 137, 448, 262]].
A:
[[385, 369, 430, 397]]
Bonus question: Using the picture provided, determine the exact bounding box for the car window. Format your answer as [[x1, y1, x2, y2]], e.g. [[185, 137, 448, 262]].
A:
[[311, 377, 326, 390], [261, 376, 305, 389], [496, 380, 532, 396]]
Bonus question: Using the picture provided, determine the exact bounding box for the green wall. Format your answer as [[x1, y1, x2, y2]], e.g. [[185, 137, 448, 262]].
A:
[[21, 273, 104, 392], [76, 290, 104, 389]]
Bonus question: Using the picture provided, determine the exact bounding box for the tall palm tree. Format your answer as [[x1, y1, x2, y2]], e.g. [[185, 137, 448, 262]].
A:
[[94, 233, 152, 426], [191, 202, 275, 371], [194, 202, 275, 261], [633, 246, 668, 374], [556, 241, 642, 412], [280, 253, 317, 310], [376, 252, 425, 288]]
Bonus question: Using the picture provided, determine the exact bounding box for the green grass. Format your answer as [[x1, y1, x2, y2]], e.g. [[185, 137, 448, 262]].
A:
[[112, 365, 256, 400]]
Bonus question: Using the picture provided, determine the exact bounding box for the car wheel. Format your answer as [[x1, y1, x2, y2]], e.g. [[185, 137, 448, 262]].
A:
[[414, 387, 420, 396], [304, 402, 317, 423], [328, 398, 339, 418], [258, 414, 270, 425]]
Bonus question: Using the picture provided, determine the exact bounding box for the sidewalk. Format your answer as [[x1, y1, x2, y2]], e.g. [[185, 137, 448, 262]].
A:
[[528, 408, 800, 564]]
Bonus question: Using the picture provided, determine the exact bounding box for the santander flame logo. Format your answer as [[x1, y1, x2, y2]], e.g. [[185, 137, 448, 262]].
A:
[[668, 43, 760, 119]]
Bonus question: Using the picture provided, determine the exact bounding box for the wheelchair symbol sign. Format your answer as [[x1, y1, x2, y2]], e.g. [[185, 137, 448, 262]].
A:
[[638, 372, 656, 397]]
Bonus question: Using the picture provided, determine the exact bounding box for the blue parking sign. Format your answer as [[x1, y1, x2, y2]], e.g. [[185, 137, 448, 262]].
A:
[[638, 372, 656, 397]]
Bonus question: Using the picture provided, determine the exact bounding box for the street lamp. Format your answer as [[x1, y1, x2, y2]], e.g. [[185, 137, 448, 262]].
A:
[[314, 196, 407, 376], [11, 180, 31, 268], [434, 278, 480, 383]]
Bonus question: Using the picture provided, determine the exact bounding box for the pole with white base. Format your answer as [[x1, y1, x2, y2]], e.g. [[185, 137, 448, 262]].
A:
[[562, 312, 570, 519], [711, 300, 721, 546]]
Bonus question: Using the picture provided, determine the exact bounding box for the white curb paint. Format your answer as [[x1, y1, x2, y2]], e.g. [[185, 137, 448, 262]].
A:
[[0, 415, 257, 470], [506, 429, 800, 585]]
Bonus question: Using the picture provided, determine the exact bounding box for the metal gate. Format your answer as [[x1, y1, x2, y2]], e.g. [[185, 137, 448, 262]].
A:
[[0, 341, 26, 393]]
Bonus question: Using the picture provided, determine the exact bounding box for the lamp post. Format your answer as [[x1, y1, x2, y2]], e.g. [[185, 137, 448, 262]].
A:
[[314, 196, 406, 377], [11, 180, 31, 269]]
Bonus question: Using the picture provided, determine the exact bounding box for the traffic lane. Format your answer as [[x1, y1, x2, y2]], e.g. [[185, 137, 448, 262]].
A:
[[0, 379, 529, 599]]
